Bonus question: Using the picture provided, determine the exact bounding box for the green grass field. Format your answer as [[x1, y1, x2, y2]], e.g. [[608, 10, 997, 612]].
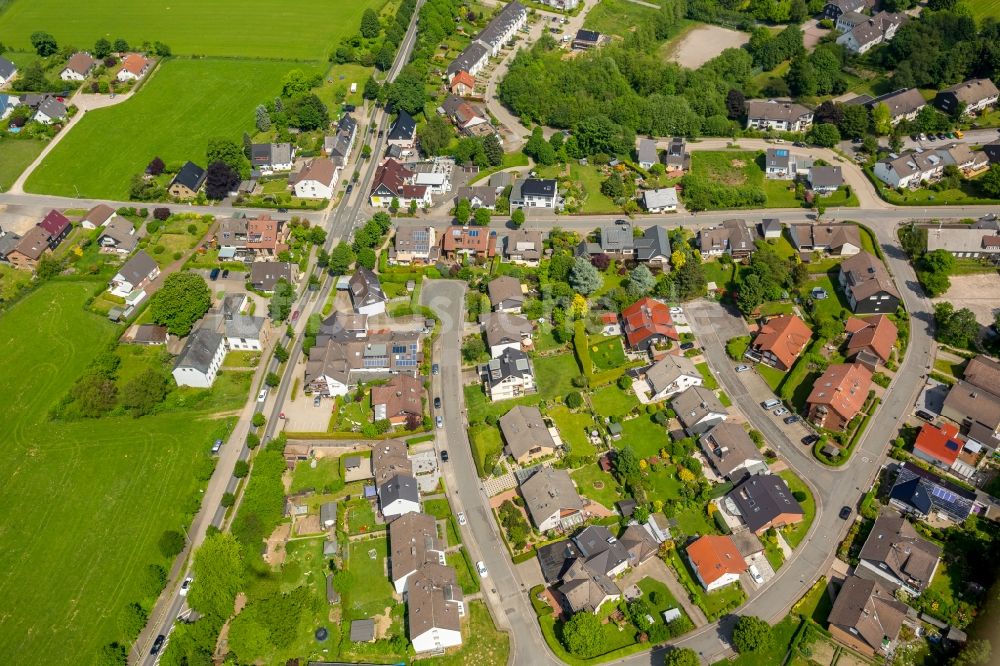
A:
[[0, 0, 389, 59], [0, 139, 46, 191], [971, 1, 1000, 22], [583, 0, 661, 37], [0, 281, 234, 662], [25, 58, 322, 199]]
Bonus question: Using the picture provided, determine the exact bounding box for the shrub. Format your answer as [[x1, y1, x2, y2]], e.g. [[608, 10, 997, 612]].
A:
[[233, 460, 249, 478], [617, 374, 633, 390], [246, 432, 260, 449], [221, 492, 235, 508], [153, 207, 171, 220], [566, 391, 584, 409], [792, 490, 807, 502], [252, 413, 265, 428]]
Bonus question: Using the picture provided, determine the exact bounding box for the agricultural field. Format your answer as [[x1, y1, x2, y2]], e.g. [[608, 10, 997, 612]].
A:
[[970, 1, 1000, 22], [0, 281, 234, 662], [25, 59, 322, 199], [0, 139, 46, 191], [0, 0, 390, 59]]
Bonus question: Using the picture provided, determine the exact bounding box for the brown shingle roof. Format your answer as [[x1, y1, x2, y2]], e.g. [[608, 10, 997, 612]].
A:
[[845, 315, 897, 363], [371, 374, 424, 422], [807, 363, 873, 422], [499, 405, 555, 460], [840, 251, 900, 302], [828, 576, 907, 652], [752, 314, 812, 368], [963, 355, 1000, 395]]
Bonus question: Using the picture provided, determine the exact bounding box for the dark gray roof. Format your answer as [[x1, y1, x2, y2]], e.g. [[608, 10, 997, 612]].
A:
[[250, 261, 292, 291], [574, 29, 601, 43], [349, 266, 387, 308], [36, 97, 66, 120], [637, 139, 657, 164], [171, 161, 206, 191], [600, 221, 634, 253], [379, 473, 420, 506], [349, 619, 375, 642], [388, 110, 416, 141], [520, 178, 556, 198], [889, 462, 974, 522], [766, 148, 792, 170], [478, 1, 526, 48], [726, 474, 804, 533], [173, 328, 224, 374], [634, 226, 671, 262], [0, 57, 16, 80], [536, 539, 580, 583], [809, 166, 844, 189], [0, 228, 22, 259], [868, 88, 925, 118], [225, 314, 264, 340], [482, 347, 533, 387], [117, 250, 158, 287], [447, 41, 489, 77], [858, 514, 941, 593], [573, 525, 630, 576]]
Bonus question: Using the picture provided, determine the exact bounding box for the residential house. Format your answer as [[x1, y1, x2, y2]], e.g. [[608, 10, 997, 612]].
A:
[[60, 52, 96, 81], [621, 297, 678, 351], [408, 565, 465, 653], [572, 29, 602, 50], [822, 0, 869, 21], [765, 148, 797, 180], [642, 188, 678, 214], [449, 70, 476, 96], [0, 93, 19, 121], [557, 555, 621, 615], [867, 87, 925, 125], [510, 178, 559, 209], [520, 466, 585, 532], [935, 78, 999, 116], [245, 215, 289, 257], [963, 354, 1000, 395], [499, 405, 557, 465], [889, 461, 976, 523], [0, 57, 18, 86], [249, 261, 293, 292], [845, 315, 897, 369], [751, 314, 812, 371], [874, 150, 946, 189], [169, 162, 207, 199], [372, 440, 421, 518], [372, 373, 425, 426], [663, 136, 689, 174], [827, 576, 908, 656], [441, 225, 496, 259], [215, 217, 248, 258], [941, 380, 1000, 454], [305, 331, 422, 397], [220, 294, 267, 351], [172, 328, 226, 388], [503, 229, 543, 266], [856, 514, 941, 596], [387, 110, 417, 154], [32, 97, 66, 125], [686, 535, 747, 592], [725, 474, 805, 535], [699, 422, 768, 482], [543, 0, 579, 9], [744, 99, 814, 132], [912, 421, 980, 480], [807, 362, 873, 430], [6, 227, 52, 271], [439, 94, 489, 133], [389, 512, 446, 593], [0, 226, 22, 264], [838, 251, 900, 314], [577, 221, 635, 258], [370, 159, 430, 209], [574, 525, 631, 579], [348, 267, 388, 316], [480, 347, 535, 401], [637, 139, 658, 169], [131, 324, 169, 346], [760, 218, 782, 239], [619, 521, 661, 566], [939, 143, 990, 177], [38, 210, 71, 248], [391, 226, 438, 265], [116, 53, 151, 81], [788, 223, 862, 255], [633, 226, 672, 267], [487, 276, 524, 313], [643, 354, 702, 402], [292, 159, 337, 199], [410, 167, 451, 195], [251, 142, 293, 173], [809, 166, 844, 194], [985, 139, 1000, 165], [475, 0, 527, 57], [672, 386, 728, 436], [699, 219, 759, 259], [447, 42, 490, 81], [836, 12, 905, 54], [325, 113, 358, 163], [81, 203, 116, 229], [482, 311, 533, 358], [453, 185, 497, 210], [97, 217, 141, 254], [109, 250, 159, 297]]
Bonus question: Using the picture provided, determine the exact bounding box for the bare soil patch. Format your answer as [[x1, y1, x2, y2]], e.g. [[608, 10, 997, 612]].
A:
[[665, 25, 750, 69], [933, 272, 1000, 327]]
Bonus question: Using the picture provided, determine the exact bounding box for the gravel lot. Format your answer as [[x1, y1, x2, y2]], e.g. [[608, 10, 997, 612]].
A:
[[933, 272, 1000, 326], [666, 25, 749, 68]]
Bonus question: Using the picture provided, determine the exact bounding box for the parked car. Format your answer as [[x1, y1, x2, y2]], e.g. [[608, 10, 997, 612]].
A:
[[432, 363, 440, 376], [955, 129, 964, 138], [477, 561, 488, 577], [211, 439, 223, 455], [434, 396, 441, 409], [679, 342, 695, 351], [762, 398, 781, 409], [151, 635, 166, 655], [291, 309, 300, 322], [277, 207, 288, 213], [839, 506, 853, 520], [784, 414, 801, 424], [670, 307, 683, 314], [735, 364, 750, 373], [313, 395, 322, 407], [802, 434, 819, 445], [919, 133, 927, 141], [457, 511, 467, 525], [209, 268, 220, 280], [221, 269, 230, 278], [436, 415, 444, 429], [257, 389, 268, 403], [179, 577, 193, 597], [749, 565, 764, 585], [440, 449, 449, 462], [773, 407, 789, 416], [346, 183, 354, 193], [916, 409, 935, 421]]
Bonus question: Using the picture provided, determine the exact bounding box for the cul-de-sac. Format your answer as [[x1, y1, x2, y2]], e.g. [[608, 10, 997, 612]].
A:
[[2, 0, 1000, 665]]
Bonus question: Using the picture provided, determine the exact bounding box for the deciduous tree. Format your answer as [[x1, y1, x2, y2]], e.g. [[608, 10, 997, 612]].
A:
[[732, 615, 773, 653], [562, 611, 603, 656], [205, 161, 239, 200], [150, 272, 211, 336], [187, 533, 246, 620], [30, 31, 57, 56], [361, 8, 382, 38]]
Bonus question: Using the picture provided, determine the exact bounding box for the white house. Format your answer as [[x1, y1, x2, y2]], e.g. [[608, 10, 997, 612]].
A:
[[0, 57, 18, 86], [413, 171, 450, 194], [873, 151, 945, 189], [32, 98, 67, 125], [0, 93, 19, 121], [745, 99, 814, 133], [389, 513, 447, 594], [348, 267, 388, 316], [116, 53, 151, 82], [172, 328, 226, 388], [408, 568, 464, 653], [292, 159, 337, 199], [379, 474, 421, 518], [637, 139, 657, 169], [642, 188, 678, 213], [480, 348, 535, 401], [510, 178, 559, 209], [836, 11, 905, 55], [108, 250, 159, 298], [644, 355, 703, 402], [60, 52, 97, 81]]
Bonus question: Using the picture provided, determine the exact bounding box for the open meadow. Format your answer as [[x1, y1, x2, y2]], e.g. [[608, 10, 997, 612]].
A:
[[0, 139, 46, 191], [25, 58, 321, 199], [0, 282, 236, 662], [0, 0, 389, 59]]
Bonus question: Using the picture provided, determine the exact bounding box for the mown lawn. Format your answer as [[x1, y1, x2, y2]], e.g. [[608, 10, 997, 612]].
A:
[[590, 384, 639, 419], [695, 362, 719, 390], [421, 601, 510, 666], [712, 616, 801, 666], [590, 336, 626, 370], [779, 470, 815, 548], [26, 59, 322, 199], [620, 414, 670, 458], [0, 138, 46, 191], [0, 281, 234, 662], [0, 0, 389, 59], [571, 463, 623, 509], [549, 405, 598, 457], [469, 423, 504, 477], [344, 537, 395, 618], [763, 179, 803, 208], [289, 456, 343, 494]]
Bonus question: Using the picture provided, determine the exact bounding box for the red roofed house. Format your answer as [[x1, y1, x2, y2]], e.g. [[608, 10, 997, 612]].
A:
[[441, 226, 496, 259], [369, 159, 431, 209], [38, 209, 72, 249], [807, 363, 873, 431], [245, 215, 289, 256], [450, 70, 476, 96], [116, 53, 151, 82], [844, 315, 897, 370], [686, 535, 747, 591], [751, 314, 812, 371], [371, 373, 425, 426], [621, 297, 678, 351], [913, 422, 980, 479]]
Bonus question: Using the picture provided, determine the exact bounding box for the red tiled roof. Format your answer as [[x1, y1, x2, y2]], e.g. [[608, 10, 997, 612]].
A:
[[752, 314, 811, 368], [38, 209, 70, 237], [807, 363, 873, 422], [621, 297, 677, 347], [371, 158, 426, 200], [450, 71, 475, 92], [441, 226, 495, 256], [687, 535, 747, 585], [914, 422, 962, 466], [121, 53, 149, 75], [845, 315, 897, 363]]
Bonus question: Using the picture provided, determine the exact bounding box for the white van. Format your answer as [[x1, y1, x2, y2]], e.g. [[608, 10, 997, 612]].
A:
[[762, 398, 781, 409]]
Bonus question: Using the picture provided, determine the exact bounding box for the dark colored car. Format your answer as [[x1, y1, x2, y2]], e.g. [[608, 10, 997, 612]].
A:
[[432, 363, 440, 376], [679, 342, 695, 350], [839, 506, 853, 520], [151, 635, 166, 655], [346, 183, 354, 193], [209, 268, 220, 280], [802, 434, 819, 445], [916, 409, 935, 421], [291, 309, 300, 322], [440, 450, 449, 462], [344, 104, 356, 112], [783, 415, 801, 424], [221, 269, 230, 278], [434, 397, 441, 409], [277, 207, 289, 213]]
